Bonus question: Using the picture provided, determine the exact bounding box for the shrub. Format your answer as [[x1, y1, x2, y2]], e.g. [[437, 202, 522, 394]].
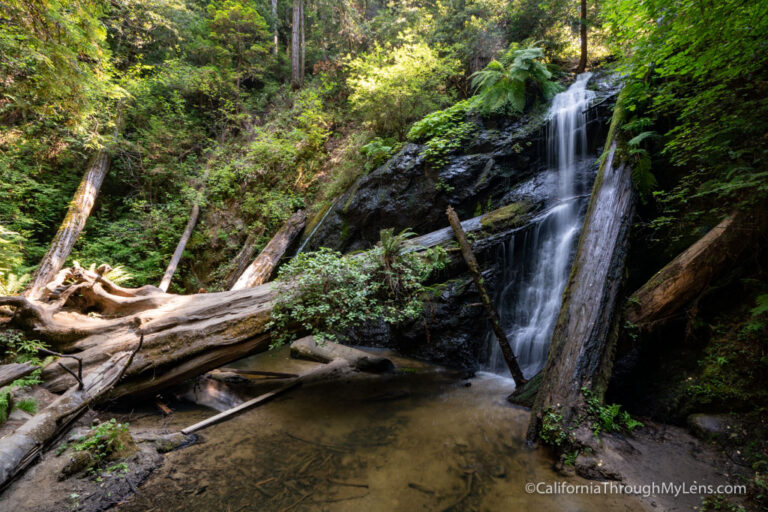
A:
[[347, 42, 460, 138], [269, 229, 448, 347]]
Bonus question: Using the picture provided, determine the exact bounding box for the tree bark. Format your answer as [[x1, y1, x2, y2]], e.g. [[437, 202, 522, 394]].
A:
[[231, 210, 307, 290], [224, 230, 265, 289], [272, 0, 279, 55], [299, 0, 305, 85], [26, 126, 118, 299], [575, 0, 588, 74], [527, 140, 635, 443], [291, 0, 303, 89], [446, 206, 527, 387], [0, 340, 141, 489], [158, 203, 200, 293], [626, 209, 767, 330]]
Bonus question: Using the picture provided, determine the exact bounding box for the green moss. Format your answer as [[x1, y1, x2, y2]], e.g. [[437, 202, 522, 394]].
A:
[[479, 201, 531, 233]]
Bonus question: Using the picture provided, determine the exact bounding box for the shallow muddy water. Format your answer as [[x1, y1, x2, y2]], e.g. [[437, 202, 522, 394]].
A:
[[115, 348, 648, 512]]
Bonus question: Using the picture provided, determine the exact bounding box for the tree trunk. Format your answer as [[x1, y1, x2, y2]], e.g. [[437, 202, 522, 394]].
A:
[[224, 230, 265, 289], [231, 210, 307, 290], [272, 0, 278, 55], [26, 146, 114, 300], [0, 342, 140, 489], [291, 0, 302, 89], [626, 209, 767, 330], [158, 203, 200, 293], [575, 0, 588, 73], [446, 206, 527, 387], [527, 140, 635, 443], [299, 0, 305, 85], [1, 202, 533, 401], [290, 336, 395, 373]]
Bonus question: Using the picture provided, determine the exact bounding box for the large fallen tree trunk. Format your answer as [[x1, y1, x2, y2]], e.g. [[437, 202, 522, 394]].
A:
[[0, 340, 141, 490], [224, 230, 265, 289], [290, 336, 395, 373], [231, 210, 307, 290], [626, 208, 767, 330], [527, 139, 635, 443], [1, 201, 536, 402], [26, 116, 121, 300]]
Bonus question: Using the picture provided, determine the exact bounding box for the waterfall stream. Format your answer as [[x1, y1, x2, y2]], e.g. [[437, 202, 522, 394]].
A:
[[485, 73, 596, 378]]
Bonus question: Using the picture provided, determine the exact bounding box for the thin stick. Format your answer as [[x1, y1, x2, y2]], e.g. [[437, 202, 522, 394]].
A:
[[39, 348, 82, 389]]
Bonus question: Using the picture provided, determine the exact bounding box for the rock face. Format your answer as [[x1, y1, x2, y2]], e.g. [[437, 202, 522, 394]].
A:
[[309, 73, 619, 369], [306, 74, 617, 255]]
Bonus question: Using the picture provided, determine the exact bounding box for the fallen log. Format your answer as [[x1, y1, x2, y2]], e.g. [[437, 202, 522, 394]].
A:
[[0, 336, 141, 490], [527, 138, 635, 443], [231, 210, 307, 290], [224, 230, 265, 289], [626, 208, 767, 330], [290, 336, 395, 373], [0, 363, 37, 388], [26, 115, 121, 300], [158, 170, 210, 292], [446, 206, 527, 387]]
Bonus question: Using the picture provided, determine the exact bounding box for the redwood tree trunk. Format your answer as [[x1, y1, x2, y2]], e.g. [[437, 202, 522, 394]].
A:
[[230, 210, 307, 290], [527, 140, 635, 442], [272, 0, 279, 55], [26, 151, 111, 299], [575, 0, 588, 73], [291, 0, 303, 89], [626, 208, 767, 330]]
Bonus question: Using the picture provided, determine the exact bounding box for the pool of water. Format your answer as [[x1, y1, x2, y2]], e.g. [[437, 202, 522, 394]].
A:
[[116, 348, 647, 511]]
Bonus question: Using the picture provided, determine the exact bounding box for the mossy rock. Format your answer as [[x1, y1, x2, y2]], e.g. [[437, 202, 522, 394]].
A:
[[480, 201, 531, 234]]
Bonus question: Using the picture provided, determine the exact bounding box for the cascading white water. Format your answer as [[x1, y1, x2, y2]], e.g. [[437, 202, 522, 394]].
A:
[[486, 73, 596, 378]]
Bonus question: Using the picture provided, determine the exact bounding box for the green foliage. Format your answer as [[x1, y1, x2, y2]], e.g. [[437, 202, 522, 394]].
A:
[[407, 99, 477, 142], [269, 229, 448, 347], [582, 388, 643, 436], [360, 138, 401, 172], [0, 329, 48, 366], [347, 42, 460, 138], [63, 419, 130, 467], [15, 398, 38, 414], [471, 44, 561, 115], [540, 408, 568, 447], [604, 0, 768, 214], [422, 122, 476, 169]]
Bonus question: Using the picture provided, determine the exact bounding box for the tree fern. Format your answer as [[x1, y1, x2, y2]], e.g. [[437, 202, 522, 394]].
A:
[[471, 45, 562, 115]]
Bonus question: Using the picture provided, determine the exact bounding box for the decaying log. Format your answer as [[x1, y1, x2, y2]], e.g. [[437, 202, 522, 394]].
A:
[[527, 139, 635, 443], [290, 336, 395, 373], [1, 202, 538, 403], [626, 209, 767, 330], [0, 363, 37, 388], [224, 230, 265, 289], [158, 170, 210, 292], [0, 337, 141, 489], [158, 203, 200, 292], [26, 116, 121, 300], [446, 206, 527, 387], [231, 210, 307, 290]]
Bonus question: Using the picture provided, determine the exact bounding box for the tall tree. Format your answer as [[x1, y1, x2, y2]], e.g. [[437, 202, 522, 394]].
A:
[[575, 0, 588, 73], [291, 0, 304, 88], [272, 0, 279, 55]]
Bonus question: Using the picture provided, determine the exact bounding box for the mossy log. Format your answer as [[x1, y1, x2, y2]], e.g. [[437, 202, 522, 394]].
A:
[[231, 210, 307, 290], [26, 116, 121, 300], [626, 208, 767, 330], [527, 140, 635, 443]]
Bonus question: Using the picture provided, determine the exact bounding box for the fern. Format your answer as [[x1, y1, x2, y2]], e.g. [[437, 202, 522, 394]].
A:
[[471, 45, 562, 115]]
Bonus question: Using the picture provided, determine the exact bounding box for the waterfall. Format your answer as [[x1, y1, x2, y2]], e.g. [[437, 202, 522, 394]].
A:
[[485, 73, 596, 378]]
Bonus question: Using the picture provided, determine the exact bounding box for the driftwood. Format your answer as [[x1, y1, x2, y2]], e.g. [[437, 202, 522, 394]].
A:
[[527, 139, 635, 442], [231, 210, 307, 290], [225, 230, 265, 289], [290, 336, 395, 373], [626, 209, 767, 330], [0, 337, 142, 489], [446, 206, 527, 387], [26, 116, 121, 299]]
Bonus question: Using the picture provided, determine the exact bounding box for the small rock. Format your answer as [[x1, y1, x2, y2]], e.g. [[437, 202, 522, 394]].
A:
[[687, 413, 737, 441], [59, 451, 94, 480]]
